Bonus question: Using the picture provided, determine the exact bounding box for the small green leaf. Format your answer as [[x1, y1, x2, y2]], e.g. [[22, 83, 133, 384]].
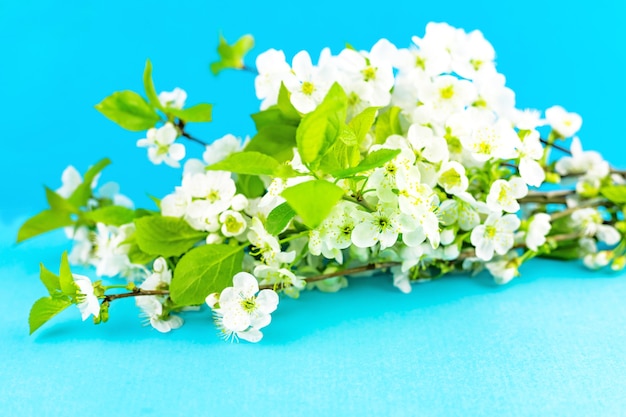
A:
[[281, 180, 345, 229], [39, 263, 61, 295], [170, 244, 244, 305], [245, 125, 297, 162], [331, 148, 401, 179], [29, 297, 72, 335], [83, 206, 136, 226], [251, 107, 300, 129], [16, 210, 75, 243], [296, 83, 347, 167], [68, 158, 112, 208], [266, 202, 296, 235], [167, 103, 213, 123], [206, 151, 280, 176], [45, 187, 78, 213], [601, 185, 626, 204], [143, 59, 164, 111], [277, 83, 301, 122], [59, 252, 78, 297], [349, 107, 378, 144], [337, 125, 358, 146], [374, 106, 403, 144], [236, 174, 266, 198], [210, 34, 255, 75], [135, 216, 207, 258], [127, 244, 156, 266], [95, 90, 160, 131]]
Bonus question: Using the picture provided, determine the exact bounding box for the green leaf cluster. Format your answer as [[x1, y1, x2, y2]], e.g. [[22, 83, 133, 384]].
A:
[[29, 252, 82, 334], [96, 60, 212, 131], [16, 158, 136, 243], [210, 34, 255, 75]]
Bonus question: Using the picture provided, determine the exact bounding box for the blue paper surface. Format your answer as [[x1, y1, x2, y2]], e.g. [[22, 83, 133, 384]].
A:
[[1, 1, 626, 416]]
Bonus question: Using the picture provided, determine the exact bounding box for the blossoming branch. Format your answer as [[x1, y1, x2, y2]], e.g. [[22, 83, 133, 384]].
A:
[[19, 23, 626, 342]]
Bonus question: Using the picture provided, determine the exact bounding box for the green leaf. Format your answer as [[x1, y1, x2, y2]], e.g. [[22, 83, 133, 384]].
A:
[[170, 244, 244, 305], [167, 103, 213, 123], [45, 187, 78, 213], [251, 107, 300, 129], [374, 106, 403, 144], [135, 216, 207, 258], [68, 158, 112, 207], [277, 83, 301, 122], [143, 59, 164, 111], [127, 244, 156, 266], [95, 90, 160, 131], [39, 263, 61, 295], [601, 185, 626, 204], [296, 83, 347, 167], [245, 125, 297, 162], [83, 206, 136, 226], [16, 210, 75, 243], [266, 202, 296, 235], [59, 252, 78, 297], [206, 151, 279, 176], [236, 174, 266, 198], [337, 124, 358, 146], [29, 296, 72, 335], [281, 180, 345, 229], [206, 151, 299, 178], [349, 107, 378, 144], [331, 148, 401, 179], [210, 34, 255, 75]]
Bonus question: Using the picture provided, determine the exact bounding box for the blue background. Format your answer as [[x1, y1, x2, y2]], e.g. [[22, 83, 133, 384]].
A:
[[1, 1, 626, 416]]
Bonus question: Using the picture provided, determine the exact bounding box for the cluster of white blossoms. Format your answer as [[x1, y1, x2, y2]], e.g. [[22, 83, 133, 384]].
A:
[[248, 21, 619, 288], [31, 22, 625, 342]]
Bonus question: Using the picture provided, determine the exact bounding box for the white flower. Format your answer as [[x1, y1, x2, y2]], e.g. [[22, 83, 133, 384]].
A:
[[470, 213, 521, 261], [486, 177, 528, 213], [545, 105, 582, 138], [219, 210, 247, 237], [247, 217, 295, 267], [418, 75, 477, 122], [438, 192, 489, 231], [555, 137, 610, 180], [285, 50, 333, 113], [351, 205, 412, 249], [437, 161, 468, 195], [255, 49, 296, 109], [91, 223, 133, 277], [516, 130, 545, 187], [254, 265, 306, 298], [158, 88, 187, 109], [407, 124, 449, 164], [203, 134, 243, 166], [66, 226, 92, 266], [56, 166, 83, 198], [184, 171, 237, 218], [136, 296, 183, 333], [485, 254, 520, 285], [462, 117, 519, 162], [140, 257, 172, 291], [208, 272, 279, 343], [73, 274, 100, 321], [570, 208, 620, 245], [525, 213, 551, 252], [583, 251, 611, 270], [337, 39, 397, 108], [161, 187, 190, 218], [511, 108, 545, 131], [452, 29, 496, 80], [137, 123, 186, 168]]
